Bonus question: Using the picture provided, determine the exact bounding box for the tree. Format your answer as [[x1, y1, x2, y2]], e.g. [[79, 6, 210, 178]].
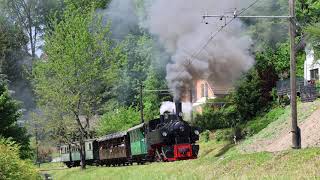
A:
[[143, 66, 170, 120], [305, 23, 320, 58], [0, 15, 28, 81], [297, 0, 320, 24], [0, 79, 31, 159], [64, 0, 111, 10], [114, 33, 153, 106], [1, 0, 62, 57], [243, 0, 289, 49], [97, 106, 140, 135], [32, 5, 123, 169]]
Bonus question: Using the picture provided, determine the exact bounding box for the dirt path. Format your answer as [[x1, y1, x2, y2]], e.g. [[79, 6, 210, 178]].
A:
[[266, 106, 320, 152], [240, 100, 320, 153]]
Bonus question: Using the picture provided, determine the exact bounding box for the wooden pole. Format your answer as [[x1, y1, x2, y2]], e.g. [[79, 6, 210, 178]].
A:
[[35, 127, 40, 167], [289, 0, 300, 149], [140, 83, 144, 123], [189, 88, 193, 121]]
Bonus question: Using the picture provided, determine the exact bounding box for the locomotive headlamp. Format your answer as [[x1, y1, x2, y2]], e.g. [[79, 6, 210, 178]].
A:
[[162, 131, 167, 137], [194, 130, 200, 135]]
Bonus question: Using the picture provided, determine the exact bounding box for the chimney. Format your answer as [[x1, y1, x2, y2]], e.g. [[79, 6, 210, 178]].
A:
[[175, 101, 182, 119]]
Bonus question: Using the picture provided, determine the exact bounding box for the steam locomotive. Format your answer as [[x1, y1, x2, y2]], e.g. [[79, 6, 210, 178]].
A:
[[59, 102, 199, 167]]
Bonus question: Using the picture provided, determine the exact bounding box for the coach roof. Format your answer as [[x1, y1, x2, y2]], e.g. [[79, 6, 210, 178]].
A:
[[97, 131, 127, 142], [127, 123, 144, 132]]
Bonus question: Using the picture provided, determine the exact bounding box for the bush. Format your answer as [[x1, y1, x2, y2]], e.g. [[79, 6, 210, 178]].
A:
[[215, 127, 244, 142], [97, 106, 141, 135], [241, 106, 286, 137], [194, 105, 239, 130], [215, 129, 233, 142], [200, 130, 210, 143], [0, 137, 41, 180]]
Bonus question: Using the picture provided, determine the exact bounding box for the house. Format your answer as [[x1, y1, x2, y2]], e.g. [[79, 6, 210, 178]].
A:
[[304, 46, 320, 83], [181, 79, 232, 113]]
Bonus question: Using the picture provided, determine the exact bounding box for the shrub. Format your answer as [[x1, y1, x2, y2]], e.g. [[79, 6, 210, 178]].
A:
[[0, 137, 41, 180], [215, 129, 233, 142], [200, 130, 210, 143], [215, 127, 245, 142], [97, 106, 140, 135], [241, 106, 286, 137], [194, 105, 239, 130]]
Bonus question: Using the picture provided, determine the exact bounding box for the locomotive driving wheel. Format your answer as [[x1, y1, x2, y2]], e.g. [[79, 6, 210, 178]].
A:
[[155, 149, 164, 162]]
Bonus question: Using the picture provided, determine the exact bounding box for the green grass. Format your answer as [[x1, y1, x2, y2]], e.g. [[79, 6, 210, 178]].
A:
[[39, 162, 65, 170], [242, 106, 287, 136], [44, 140, 320, 179]]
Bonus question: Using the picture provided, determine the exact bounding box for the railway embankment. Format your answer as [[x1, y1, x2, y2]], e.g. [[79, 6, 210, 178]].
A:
[[239, 99, 320, 153]]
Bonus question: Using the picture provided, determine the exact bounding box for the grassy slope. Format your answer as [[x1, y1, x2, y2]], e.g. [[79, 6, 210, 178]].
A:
[[239, 99, 320, 152], [45, 100, 320, 179], [47, 144, 320, 179]]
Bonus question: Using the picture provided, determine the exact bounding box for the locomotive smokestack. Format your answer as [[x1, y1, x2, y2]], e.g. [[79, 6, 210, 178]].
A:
[[175, 101, 182, 118]]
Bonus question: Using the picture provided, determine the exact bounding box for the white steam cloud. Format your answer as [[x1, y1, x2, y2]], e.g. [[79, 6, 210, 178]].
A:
[[160, 101, 176, 114], [160, 101, 193, 121], [146, 0, 255, 99]]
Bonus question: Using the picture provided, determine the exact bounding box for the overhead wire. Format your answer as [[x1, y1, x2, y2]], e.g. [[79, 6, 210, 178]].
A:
[[172, 0, 263, 82], [144, 0, 263, 94]]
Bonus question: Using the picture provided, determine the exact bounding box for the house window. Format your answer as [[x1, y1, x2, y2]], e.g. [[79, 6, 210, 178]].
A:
[[201, 84, 204, 97], [89, 143, 91, 150], [310, 69, 319, 80], [201, 83, 208, 98]]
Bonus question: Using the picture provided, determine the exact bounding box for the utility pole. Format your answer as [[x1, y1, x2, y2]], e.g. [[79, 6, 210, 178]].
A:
[[189, 88, 194, 122], [202, 0, 301, 149], [289, 0, 300, 149], [140, 83, 144, 123]]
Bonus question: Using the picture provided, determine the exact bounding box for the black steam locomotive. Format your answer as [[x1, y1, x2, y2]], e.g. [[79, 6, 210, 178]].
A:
[[146, 102, 199, 161], [59, 102, 199, 167]]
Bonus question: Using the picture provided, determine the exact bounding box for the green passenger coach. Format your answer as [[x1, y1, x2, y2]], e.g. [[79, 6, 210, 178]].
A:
[[59, 139, 98, 168], [128, 123, 147, 163]]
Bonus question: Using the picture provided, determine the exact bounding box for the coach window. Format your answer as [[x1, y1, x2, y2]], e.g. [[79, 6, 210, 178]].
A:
[[135, 131, 138, 140], [132, 131, 136, 141], [89, 143, 92, 150]]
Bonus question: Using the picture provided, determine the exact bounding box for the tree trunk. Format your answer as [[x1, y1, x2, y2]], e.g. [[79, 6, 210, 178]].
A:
[[79, 133, 86, 170], [74, 112, 87, 170]]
